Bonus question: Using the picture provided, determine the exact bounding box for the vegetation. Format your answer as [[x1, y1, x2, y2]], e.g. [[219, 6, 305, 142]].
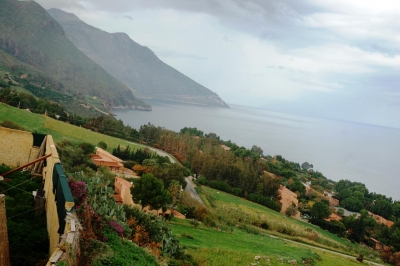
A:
[[131, 173, 172, 211], [0, 165, 49, 266], [1, 101, 400, 264], [170, 187, 382, 266], [63, 143, 194, 265]]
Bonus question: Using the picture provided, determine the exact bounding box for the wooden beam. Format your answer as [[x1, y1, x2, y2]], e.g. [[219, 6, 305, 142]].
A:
[[0, 154, 51, 178]]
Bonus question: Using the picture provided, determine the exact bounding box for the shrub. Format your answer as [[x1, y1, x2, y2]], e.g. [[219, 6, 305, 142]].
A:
[[97, 141, 107, 150], [193, 205, 209, 221], [247, 193, 281, 212], [209, 181, 232, 193], [196, 176, 208, 185], [232, 187, 243, 196]]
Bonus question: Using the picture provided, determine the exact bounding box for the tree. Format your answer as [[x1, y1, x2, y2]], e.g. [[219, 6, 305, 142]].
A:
[[131, 173, 172, 210], [301, 162, 312, 171], [289, 180, 306, 196], [310, 202, 330, 220], [168, 180, 181, 203], [250, 145, 263, 156], [98, 141, 107, 150], [341, 197, 364, 212], [372, 198, 393, 219]]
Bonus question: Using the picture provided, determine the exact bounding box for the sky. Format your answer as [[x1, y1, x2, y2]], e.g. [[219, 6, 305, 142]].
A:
[[35, 0, 400, 128]]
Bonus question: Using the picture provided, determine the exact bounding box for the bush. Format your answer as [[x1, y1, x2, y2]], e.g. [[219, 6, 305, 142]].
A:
[[196, 177, 208, 185], [232, 187, 242, 196], [247, 193, 281, 212], [98, 141, 107, 150], [208, 181, 232, 193]]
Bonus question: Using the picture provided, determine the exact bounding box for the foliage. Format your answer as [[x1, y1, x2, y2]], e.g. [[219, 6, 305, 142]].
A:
[[91, 227, 158, 266], [131, 173, 172, 210], [113, 145, 169, 165], [123, 206, 189, 261], [208, 180, 232, 193], [247, 193, 281, 212], [180, 127, 204, 137], [285, 204, 298, 217], [56, 140, 98, 174], [0, 165, 49, 266], [84, 174, 126, 222], [310, 202, 331, 220], [341, 197, 364, 212], [68, 180, 87, 207], [97, 141, 107, 150]]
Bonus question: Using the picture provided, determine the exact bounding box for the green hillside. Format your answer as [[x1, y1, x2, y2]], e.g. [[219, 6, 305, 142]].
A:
[[0, 0, 150, 114], [170, 186, 382, 265], [0, 104, 139, 150]]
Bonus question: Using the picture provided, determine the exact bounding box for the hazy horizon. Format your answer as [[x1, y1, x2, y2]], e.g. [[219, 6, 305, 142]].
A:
[[35, 0, 400, 129]]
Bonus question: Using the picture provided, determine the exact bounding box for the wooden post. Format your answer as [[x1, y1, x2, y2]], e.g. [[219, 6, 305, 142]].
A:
[[0, 194, 10, 266]]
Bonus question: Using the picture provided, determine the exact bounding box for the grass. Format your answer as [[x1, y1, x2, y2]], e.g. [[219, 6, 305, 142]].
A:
[[170, 219, 365, 266], [200, 186, 377, 255], [170, 186, 383, 265], [0, 104, 139, 151]]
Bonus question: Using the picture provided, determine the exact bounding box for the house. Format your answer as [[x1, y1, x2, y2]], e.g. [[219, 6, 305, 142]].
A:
[[91, 147, 124, 172], [278, 185, 300, 218], [370, 237, 390, 251]]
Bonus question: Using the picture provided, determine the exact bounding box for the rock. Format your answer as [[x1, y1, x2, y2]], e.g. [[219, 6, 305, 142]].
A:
[[288, 259, 297, 265]]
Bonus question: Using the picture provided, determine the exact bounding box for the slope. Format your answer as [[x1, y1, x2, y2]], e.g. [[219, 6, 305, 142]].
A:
[[0, 0, 150, 113], [48, 8, 229, 108]]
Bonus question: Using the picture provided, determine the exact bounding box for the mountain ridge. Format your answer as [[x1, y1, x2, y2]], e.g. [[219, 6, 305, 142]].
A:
[[0, 0, 150, 115], [48, 8, 229, 108]]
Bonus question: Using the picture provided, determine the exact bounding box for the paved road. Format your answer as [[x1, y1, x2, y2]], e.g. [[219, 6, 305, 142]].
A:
[[126, 141, 177, 163], [184, 176, 205, 206]]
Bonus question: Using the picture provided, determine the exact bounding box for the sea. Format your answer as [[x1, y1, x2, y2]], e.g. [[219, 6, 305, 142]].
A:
[[114, 100, 400, 201]]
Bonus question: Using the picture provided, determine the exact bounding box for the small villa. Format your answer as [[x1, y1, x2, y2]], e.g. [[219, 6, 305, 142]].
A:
[[91, 147, 124, 172]]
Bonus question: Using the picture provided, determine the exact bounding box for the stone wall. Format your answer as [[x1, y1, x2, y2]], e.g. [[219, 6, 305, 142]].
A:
[[0, 127, 37, 166]]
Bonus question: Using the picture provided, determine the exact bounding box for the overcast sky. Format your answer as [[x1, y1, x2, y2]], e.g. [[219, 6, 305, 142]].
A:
[[35, 0, 400, 128]]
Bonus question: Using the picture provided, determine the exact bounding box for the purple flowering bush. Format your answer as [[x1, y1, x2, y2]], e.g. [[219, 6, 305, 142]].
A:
[[68, 180, 87, 208], [109, 220, 124, 238]]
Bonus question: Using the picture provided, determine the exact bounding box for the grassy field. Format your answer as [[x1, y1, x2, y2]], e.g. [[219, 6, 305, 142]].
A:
[[171, 219, 366, 266], [170, 186, 383, 265], [0, 104, 138, 151]]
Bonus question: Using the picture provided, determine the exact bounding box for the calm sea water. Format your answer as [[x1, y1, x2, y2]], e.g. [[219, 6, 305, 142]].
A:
[[114, 100, 400, 200]]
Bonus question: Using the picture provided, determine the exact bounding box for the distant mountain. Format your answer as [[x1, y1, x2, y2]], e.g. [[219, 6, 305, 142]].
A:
[[48, 8, 229, 108], [0, 0, 150, 115]]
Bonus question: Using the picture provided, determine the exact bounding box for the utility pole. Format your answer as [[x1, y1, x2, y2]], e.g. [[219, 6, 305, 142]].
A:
[[0, 194, 10, 266]]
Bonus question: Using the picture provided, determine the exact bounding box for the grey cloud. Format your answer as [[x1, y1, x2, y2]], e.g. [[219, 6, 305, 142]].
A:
[[34, 0, 84, 10], [155, 49, 208, 60], [123, 15, 133, 20]]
